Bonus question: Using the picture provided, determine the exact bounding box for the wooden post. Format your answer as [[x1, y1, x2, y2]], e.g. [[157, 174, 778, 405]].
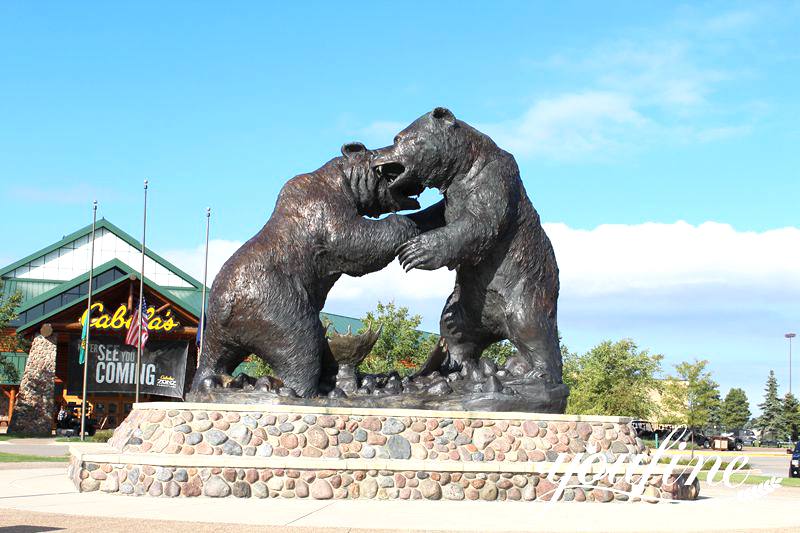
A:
[[8, 387, 15, 420]]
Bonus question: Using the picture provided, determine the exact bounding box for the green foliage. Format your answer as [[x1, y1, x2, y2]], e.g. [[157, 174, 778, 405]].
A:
[[782, 392, 800, 441], [357, 301, 437, 376], [0, 281, 23, 384], [707, 388, 722, 427], [663, 359, 720, 429], [721, 388, 752, 430], [757, 370, 784, 438], [242, 355, 273, 378], [563, 339, 663, 419], [483, 340, 517, 367]]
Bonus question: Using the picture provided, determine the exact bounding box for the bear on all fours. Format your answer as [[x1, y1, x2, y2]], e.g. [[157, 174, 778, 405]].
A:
[[371, 107, 563, 387]]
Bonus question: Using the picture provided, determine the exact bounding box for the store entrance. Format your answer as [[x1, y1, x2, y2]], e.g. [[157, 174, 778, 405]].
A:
[[89, 394, 134, 429]]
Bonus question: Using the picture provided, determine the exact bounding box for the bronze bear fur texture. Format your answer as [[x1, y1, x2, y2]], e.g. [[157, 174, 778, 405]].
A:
[[372, 107, 562, 385], [192, 143, 420, 397]]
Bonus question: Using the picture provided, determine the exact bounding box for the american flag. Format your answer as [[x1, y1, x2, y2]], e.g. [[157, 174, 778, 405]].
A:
[[125, 297, 150, 348]]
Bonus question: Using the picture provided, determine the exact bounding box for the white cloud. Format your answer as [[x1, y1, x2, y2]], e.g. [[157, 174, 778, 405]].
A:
[[584, 41, 729, 109], [478, 9, 762, 161], [482, 91, 648, 159], [328, 260, 455, 302], [358, 121, 407, 146], [544, 221, 800, 297], [163, 239, 243, 284], [703, 10, 758, 33], [162, 221, 800, 316]]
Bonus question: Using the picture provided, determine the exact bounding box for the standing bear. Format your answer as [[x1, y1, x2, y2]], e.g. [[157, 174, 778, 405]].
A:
[[192, 143, 421, 397], [371, 107, 563, 386]]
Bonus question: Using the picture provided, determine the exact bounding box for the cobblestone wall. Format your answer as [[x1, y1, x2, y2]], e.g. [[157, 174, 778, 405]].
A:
[[69, 405, 700, 503], [69, 457, 693, 502], [9, 333, 56, 435], [111, 407, 646, 465]]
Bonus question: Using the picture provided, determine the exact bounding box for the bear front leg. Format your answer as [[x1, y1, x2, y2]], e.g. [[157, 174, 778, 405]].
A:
[[398, 160, 514, 271], [407, 199, 446, 232], [332, 214, 420, 277]]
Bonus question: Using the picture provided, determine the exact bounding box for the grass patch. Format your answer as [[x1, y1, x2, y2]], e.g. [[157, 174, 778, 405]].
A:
[[699, 471, 800, 487], [657, 457, 751, 470], [55, 429, 113, 443], [0, 433, 55, 440], [0, 452, 69, 463]]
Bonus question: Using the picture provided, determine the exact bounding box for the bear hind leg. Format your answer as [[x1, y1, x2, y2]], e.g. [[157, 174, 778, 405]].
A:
[[422, 290, 496, 375], [506, 310, 562, 384], [192, 327, 250, 392], [252, 316, 324, 398]]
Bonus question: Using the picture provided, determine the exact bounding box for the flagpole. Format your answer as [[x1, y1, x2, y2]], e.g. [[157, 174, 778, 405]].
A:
[[135, 180, 148, 403], [198, 207, 211, 369], [80, 200, 98, 442]]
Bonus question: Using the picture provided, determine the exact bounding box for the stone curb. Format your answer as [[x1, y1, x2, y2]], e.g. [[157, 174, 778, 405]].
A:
[[133, 402, 632, 423]]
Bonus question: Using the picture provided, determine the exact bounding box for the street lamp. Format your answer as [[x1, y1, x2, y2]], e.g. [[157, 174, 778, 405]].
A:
[[786, 333, 796, 395]]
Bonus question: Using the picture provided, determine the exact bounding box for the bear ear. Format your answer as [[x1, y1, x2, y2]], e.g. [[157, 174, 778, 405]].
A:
[[341, 142, 367, 158], [432, 107, 456, 125]]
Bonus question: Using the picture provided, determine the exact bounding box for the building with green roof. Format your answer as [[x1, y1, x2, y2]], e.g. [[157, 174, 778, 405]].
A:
[[0, 219, 374, 427]]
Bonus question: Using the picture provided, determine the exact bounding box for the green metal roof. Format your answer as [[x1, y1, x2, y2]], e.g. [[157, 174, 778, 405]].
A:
[[163, 287, 205, 318], [321, 312, 366, 335], [13, 259, 203, 333], [0, 278, 61, 305]]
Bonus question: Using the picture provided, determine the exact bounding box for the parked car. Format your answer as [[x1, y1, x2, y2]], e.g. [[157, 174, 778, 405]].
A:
[[788, 442, 800, 478], [708, 433, 744, 451], [734, 429, 757, 447], [631, 420, 656, 439], [673, 428, 712, 449]]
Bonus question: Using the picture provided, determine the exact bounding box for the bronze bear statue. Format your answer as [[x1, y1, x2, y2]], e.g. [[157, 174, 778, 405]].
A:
[[192, 143, 421, 397], [372, 107, 563, 386]]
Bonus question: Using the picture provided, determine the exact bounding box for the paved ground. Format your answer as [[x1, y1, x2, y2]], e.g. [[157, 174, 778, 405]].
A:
[[0, 439, 70, 457], [662, 448, 792, 478], [0, 439, 110, 458], [1, 465, 799, 532]]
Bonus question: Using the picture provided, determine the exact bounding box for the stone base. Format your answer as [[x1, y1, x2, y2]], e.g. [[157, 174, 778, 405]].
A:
[[68, 402, 699, 503]]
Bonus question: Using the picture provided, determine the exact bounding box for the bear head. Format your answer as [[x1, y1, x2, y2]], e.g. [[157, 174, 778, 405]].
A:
[[340, 141, 421, 217], [370, 107, 466, 196]]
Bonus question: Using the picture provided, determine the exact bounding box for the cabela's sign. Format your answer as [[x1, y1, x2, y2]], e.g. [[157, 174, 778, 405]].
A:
[[79, 302, 180, 332]]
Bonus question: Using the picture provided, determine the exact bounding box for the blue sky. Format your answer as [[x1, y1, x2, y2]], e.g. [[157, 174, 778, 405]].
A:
[[1, 2, 799, 412]]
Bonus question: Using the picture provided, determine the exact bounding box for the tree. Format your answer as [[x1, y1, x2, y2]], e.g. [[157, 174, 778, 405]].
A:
[[563, 339, 663, 419], [0, 281, 23, 383], [721, 388, 751, 430], [757, 370, 784, 439], [483, 340, 517, 367], [242, 355, 273, 378], [662, 359, 720, 430], [782, 392, 800, 441], [707, 388, 722, 428], [358, 301, 437, 376]]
